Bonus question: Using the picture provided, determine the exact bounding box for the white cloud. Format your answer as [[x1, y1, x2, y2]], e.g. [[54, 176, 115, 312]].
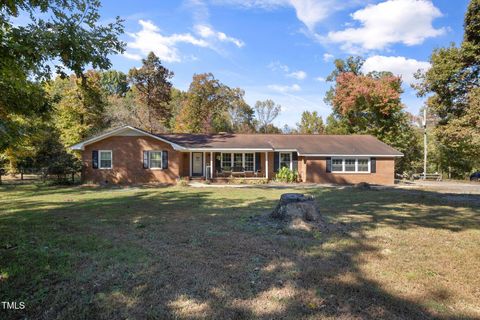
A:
[[362, 55, 430, 85], [268, 84, 301, 93], [194, 24, 245, 47], [268, 61, 290, 73], [213, 0, 353, 31], [125, 20, 208, 62], [268, 62, 307, 80], [124, 19, 243, 62], [323, 53, 334, 62], [327, 0, 445, 52], [315, 76, 325, 82], [289, 0, 332, 30], [287, 70, 307, 80]]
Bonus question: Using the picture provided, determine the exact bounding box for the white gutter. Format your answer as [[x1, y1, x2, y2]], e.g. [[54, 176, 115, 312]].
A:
[[180, 148, 273, 152], [298, 153, 403, 157]]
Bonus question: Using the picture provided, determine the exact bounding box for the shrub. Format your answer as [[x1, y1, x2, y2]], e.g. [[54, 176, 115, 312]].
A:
[[275, 167, 298, 183], [177, 177, 190, 187]]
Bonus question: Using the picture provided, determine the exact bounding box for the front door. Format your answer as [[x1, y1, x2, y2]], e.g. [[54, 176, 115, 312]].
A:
[[192, 152, 203, 176]]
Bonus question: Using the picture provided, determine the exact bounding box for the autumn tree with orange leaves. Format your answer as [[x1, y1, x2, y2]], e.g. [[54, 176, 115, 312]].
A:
[[325, 57, 421, 174]]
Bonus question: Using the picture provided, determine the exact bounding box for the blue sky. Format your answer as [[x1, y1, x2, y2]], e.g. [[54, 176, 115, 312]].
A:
[[101, 0, 468, 126]]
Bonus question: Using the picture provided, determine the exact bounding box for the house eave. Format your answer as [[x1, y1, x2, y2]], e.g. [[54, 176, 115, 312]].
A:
[[69, 126, 186, 151]]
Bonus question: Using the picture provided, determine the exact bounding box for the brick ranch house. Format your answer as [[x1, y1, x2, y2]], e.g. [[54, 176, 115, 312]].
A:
[[70, 126, 403, 185]]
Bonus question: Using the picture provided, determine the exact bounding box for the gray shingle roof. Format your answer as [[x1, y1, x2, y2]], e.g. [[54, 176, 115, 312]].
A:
[[157, 133, 403, 156]]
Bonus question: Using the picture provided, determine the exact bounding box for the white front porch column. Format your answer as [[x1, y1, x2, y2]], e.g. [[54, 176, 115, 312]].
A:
[[265, 151, 269, 179], [203, 151, 206, 177], [189, 152, 192, 177], [210, 152, 213, 179]]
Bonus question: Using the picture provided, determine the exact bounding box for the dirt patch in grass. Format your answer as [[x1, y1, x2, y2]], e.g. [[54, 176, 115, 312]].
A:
[[0, 185, 479, 319]]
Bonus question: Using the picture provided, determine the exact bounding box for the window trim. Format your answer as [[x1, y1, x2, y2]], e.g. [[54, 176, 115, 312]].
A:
[[331, 157, 371, 173], [99, 150, 113, 169], [279, 152, 292, 170], [220, 152, 256, 172], [148, 150, 163, 169]]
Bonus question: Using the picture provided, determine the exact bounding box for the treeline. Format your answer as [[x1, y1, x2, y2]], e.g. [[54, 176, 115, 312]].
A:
[[1, 0, 478, 179]]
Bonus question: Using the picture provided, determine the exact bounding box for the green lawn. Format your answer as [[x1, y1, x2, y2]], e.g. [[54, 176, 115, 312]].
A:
[[0, 184, 479, 319]]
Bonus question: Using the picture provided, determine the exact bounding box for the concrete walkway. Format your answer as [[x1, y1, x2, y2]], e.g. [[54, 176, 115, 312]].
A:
[[188, 181, 346, 189]]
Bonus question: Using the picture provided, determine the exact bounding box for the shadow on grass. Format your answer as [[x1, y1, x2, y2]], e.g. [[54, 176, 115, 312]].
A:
[[0, 186, 479, 319]]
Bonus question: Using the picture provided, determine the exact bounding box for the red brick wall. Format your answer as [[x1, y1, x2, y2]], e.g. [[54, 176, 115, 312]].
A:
[[82, 136, 182, 184], [305, 157, 395, 185]]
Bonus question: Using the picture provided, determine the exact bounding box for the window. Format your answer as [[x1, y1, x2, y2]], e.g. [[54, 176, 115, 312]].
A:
[[280, 152, 291, 169], [358, 159, 369, 172], [244, 153, 254, 171], [149, 151, 162, 169], [221, 152, 256, 172], [99, 150, 112, 169], [233, 153, 243, 169], [331, 158, 370, 173], [222, 153, 231, 170], [332, 158, 343, 172], [344, 159, 356, 172]]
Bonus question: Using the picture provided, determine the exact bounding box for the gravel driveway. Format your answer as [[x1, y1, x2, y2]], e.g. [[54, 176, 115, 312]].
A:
[[396, 180, 480, 194]]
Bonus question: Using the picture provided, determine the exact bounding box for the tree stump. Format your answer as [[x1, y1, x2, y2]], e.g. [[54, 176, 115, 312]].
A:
[[271, 193, 320, 222]]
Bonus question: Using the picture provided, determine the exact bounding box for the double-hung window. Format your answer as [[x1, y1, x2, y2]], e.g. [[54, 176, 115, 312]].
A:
[[99, 150, 112, 169], [357, 159, 369, 172], [279, 152, 291, 169], [344, 159, 356, 172], [222, 153, 232, 170], [149, 151, 163, 169], [233, 153, 243, 169], [244, 153, 254, 171], [331, 158, 370, 173], [331, 158, 343, 172]]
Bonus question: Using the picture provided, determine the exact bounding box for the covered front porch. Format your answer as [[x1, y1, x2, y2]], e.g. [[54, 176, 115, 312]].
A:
[[182, 151, 277, 180]]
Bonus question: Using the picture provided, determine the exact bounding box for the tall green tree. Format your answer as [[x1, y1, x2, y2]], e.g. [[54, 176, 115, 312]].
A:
[[48, 71, 109, 146], [415, 0, 480, 177], [326, 57, 421, 173], [254, 99, 281, 133], [296, 111, 325, 134], [174, 73, 246, 133], [227, 88, 255, 133], [100, 70, 129, 97], [0, 0, 124, 151], [129, 52, 174, 132], [324, 114, 349, 134]]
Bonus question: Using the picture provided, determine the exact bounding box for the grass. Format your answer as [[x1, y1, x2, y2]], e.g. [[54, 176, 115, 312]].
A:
[[0, 184, 479, 319]]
